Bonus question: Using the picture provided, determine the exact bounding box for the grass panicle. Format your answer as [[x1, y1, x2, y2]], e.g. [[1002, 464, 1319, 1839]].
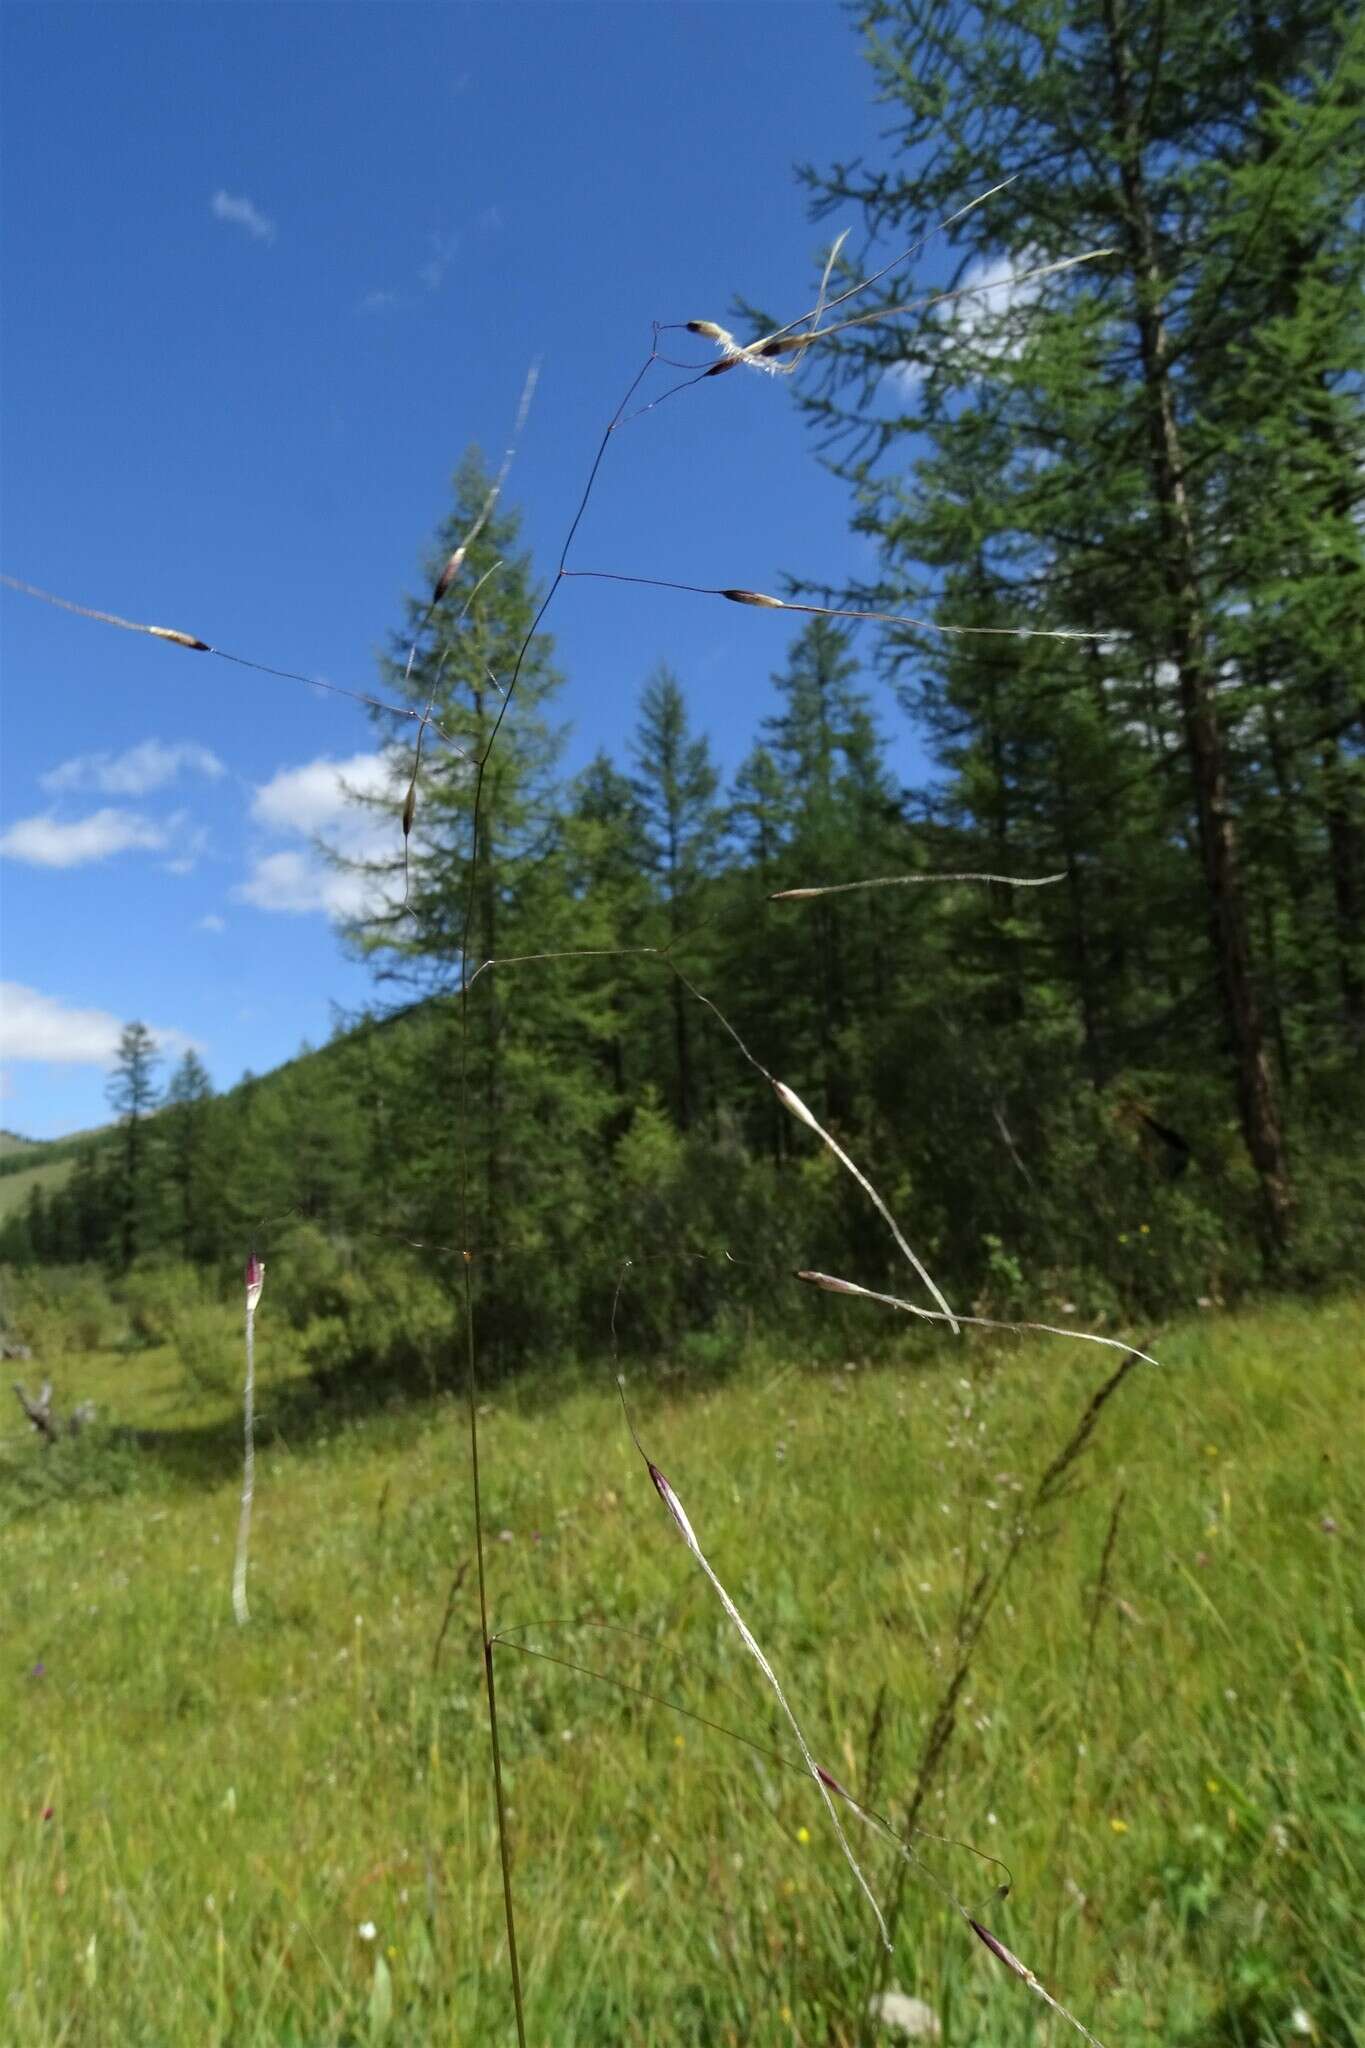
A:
[[1, 185, 1168, 2046]]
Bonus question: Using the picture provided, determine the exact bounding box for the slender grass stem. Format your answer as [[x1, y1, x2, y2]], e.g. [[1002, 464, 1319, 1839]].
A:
[[464, 1258, 527, 2047]]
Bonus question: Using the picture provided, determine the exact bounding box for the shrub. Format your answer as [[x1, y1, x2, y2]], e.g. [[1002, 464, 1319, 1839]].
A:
[[118, 1259, 205, 1349], [0, 1424, 154, 1526], [0, 1265, 127, 1357], [301, 1251, 457, 1397]]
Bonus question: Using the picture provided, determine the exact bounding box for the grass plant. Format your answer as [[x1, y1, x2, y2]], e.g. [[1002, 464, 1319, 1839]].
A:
[[4, 212, 1360, 2048], [1, 1292, 1361, 2043]]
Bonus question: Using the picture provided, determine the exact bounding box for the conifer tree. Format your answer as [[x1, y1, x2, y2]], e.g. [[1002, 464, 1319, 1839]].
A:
[[794, 0, 1363, 1251], [630, 667, 722, 1128], [345, 454, 613, 1351], [107, 1021, 160, 1271], [161, 1050, 215, 1261], [565, 751, 655, 1108]]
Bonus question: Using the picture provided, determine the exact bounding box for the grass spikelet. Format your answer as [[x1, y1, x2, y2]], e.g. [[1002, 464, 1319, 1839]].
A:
[[773, 1080, 958, 1332], [686, 319, 734, 345], [146, 625, 211, 651], [430, 542, 467, 609], [771, 869, 1066, 902], [641, 1453, 892, 1951], [795, 1268, 1159, 1367], [967, 1918, 1107, 2048], [720, 587, 786, 608]]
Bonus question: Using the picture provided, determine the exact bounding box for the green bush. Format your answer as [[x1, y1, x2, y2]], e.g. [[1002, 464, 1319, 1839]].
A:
[[168, 1300, 238, 1398], [0, 1424, 154, 1526], [118, 1260, 206, 1349], [301, 1250, 457, 1396], [0, 1265, 127, 1357], [267, 1221, 363, 1331]]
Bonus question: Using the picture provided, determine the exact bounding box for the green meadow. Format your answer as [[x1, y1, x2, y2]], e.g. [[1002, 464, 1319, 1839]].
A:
[[2, 1292, 1361, 2046]]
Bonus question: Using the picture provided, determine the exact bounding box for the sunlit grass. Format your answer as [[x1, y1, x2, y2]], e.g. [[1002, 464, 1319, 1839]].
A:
[[1, 1293, 1361, 2044]]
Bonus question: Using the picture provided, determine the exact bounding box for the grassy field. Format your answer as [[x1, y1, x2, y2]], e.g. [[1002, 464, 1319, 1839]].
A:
[[1, 1290, 1361, 2046]]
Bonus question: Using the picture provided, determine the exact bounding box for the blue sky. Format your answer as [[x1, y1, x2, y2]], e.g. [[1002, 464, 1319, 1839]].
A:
[[1, 0, 946, 1139]]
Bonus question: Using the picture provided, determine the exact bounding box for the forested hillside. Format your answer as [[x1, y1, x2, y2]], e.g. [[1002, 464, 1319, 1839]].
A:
[[6, 485, 1359, 1371], [5, 0, 1360, 1379]]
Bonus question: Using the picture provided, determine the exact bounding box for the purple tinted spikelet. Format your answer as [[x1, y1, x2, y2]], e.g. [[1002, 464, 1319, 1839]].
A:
[[967, 1920, 1107, 2046], [431, 544, 467, 609], [644, 1457, 891, 1949]]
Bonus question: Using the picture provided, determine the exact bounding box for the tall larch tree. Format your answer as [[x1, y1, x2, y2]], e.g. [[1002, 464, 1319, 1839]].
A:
[[791, 0, 1362, 1254]]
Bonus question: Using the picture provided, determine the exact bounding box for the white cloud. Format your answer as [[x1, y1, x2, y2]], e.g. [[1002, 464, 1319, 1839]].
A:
[[882, 247, 1053, 401], [41, 739, 224, 797], [250, 751, 397, 835], [359, 289, 400, 315], [942, 247, 1049, 359], [420, 230, 460, 292], [235, 849, 385, 919], [237, 751, 405, 922], [197, 913, 226, 933], [0, 808, 167, 868], [211, 189, 276, 244], [0, 984, 202, 1066]]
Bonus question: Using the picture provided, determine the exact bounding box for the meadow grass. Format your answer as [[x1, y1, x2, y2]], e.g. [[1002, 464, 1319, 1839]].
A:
[[1, 1292, 1361, 2045]]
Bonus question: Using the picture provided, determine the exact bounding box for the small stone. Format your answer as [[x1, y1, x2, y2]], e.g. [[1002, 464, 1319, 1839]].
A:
[[868, 1990, 941, 2040]]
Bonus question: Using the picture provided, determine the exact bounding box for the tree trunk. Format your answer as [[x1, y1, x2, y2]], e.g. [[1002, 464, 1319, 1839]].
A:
[[1103, 0, 1293, 1254]]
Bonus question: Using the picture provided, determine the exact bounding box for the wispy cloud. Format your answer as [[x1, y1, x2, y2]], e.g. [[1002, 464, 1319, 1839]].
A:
[[0, 984, 202, 1066], [211, 189, 276, 244], [420, 229, 460, 293], [0, 808, 167, 869], [197, 913, 226, 934], [41, 738, 224, 798], [160, 810, 211, 876], [236, 750, 403, 921], [359, 208, 495, 318]]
